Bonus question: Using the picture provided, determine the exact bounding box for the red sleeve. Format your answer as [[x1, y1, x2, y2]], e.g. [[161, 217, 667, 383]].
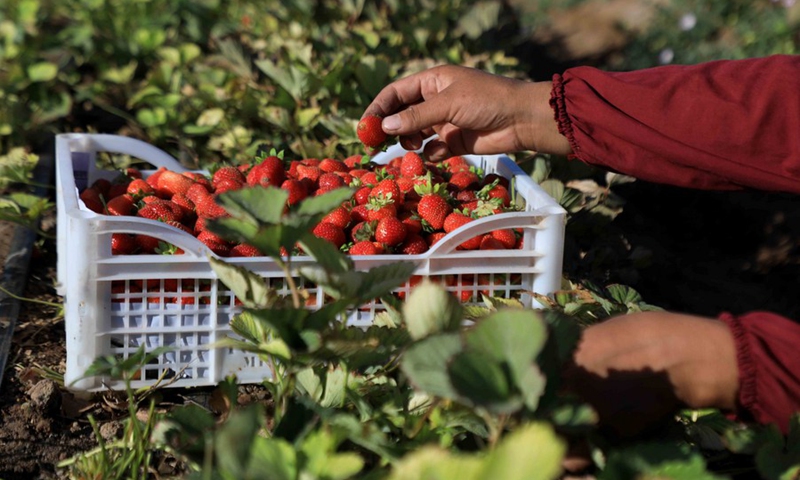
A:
[[549, 55, 800, 193]]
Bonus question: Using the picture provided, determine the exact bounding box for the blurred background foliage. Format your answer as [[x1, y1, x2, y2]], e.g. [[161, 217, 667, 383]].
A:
[[1, 0, 798, 167]]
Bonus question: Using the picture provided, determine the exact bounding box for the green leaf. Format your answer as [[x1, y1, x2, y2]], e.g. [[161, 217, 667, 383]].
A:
[[249, 308, 311, 350], [205, 216, 260, 246], [197, 107, 225, 127], [457, 1, 502, 39], [101, 61, 137, 84], [295, 187, 354, 217], [401, 333, 462, 399], [605, 284, 643, 304], [137, 107, 167, 127], [356, 261, 417, 302], [297, 234, 353, 275], [216, 187, 289, 225], [27, 61, 58, 82], [295, 107, 320, 128], [209, 257, 277, 309], [321, 367, 346, 408], [600, 442, 724, 480], [402, 280, 463, 340], [478, 422, 566, 480], [215, 404, 264, 477], [448, 350, 517, 411], [246, 436, 297, 480], [300, 429, 364, 480]]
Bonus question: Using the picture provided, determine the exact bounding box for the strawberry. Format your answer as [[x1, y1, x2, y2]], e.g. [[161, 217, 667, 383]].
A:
[[322, 205, 351, 229], [134, 234, 162, 254], [426, 231, 448, 247], [183, 172, 214, 190], [399, 211, 423, 235], [399, 233, 429, 255], [366, 199, 397, 222], [111, 233, 137, 255], [448, 171, 480, 191], [146, 167, 167, 189], [481, 172, 510, 189], [229, 243, 262, 257], [107, 183, 129, 200], [344, 155, 366, 169], [349, 168, 370, 179], [442, 156, 470, 173], [375, 216, 407, 246], [296, 164, 322, 187], [127, 178, 155, 197], [349, 240, 380, 256], [170, 194, 196, 220], [80, 188, 105, 213], [185, 182, 212, 204], [197, 229, 229, 246], [349, 204, 370, 224], [357, 115, 387, 148], [354, 186, 372, 205], [490, 229, 517, 249], [157, 170, 195, 198], [280, 179, 308, 207], [105, 194, 136, 216], [370, 178, 401, 203], [124, 167, 143, 179], [486, 184, 511, 207], [359, 171, 379, 186], [443, 211, 473, 233], [479, 234, 506, 250], [91, 178, 112, 197], [200, 238, 231, 257], [214, 178, 244, 195], [417, 194, 452, 231], [319, 158, 348, 173], [166, 220, 194, 236], [400, 151, 426, 178], [195, 195, 228, 219], [312, 222, 346, 248], [247, 155, 285, 188], [137, 202, 177, 223], [318, 172, 345, 190], [212, 165, 246, 188], [350, 221, 376, 242]]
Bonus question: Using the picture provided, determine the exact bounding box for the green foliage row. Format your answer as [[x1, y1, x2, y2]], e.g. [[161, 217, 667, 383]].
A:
[[1, 0, 520, 165]]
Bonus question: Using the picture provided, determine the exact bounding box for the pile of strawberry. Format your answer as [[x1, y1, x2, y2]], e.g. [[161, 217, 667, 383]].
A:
[[78, 149, 523, 257]]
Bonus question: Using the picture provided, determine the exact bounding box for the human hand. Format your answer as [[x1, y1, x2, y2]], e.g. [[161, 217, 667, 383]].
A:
[[362, 64, 570, 161]]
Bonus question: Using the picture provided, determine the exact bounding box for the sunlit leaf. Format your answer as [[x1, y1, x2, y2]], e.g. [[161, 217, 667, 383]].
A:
[[402, 280, 463, 340], [27, 62, 58, 82]]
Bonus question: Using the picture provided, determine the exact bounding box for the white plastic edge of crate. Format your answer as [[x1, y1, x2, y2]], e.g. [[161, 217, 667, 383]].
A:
[[55, 133, 566, 390]]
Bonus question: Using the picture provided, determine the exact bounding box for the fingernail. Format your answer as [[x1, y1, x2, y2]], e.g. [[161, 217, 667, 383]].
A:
[[383, 115, 401, 132]]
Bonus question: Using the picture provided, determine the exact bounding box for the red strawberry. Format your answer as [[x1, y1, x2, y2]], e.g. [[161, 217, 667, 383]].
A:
[[349, 168, 369, 179], [212, 166, 246, 187], [350, 204, 370, 224], [105, 194, 136, 216], [481, 173, 510, 189], [375, 216, 407, 246], [319, 158, 348, 173], [146, 167, 167, 189], [138, 202, 177, 223], [479, 234, 506, 250], [157, 170, 195, 198], [366, 201, 397, 222], [230, 243, 262, 257], [349, 240, 380, 256], [354, 186, 372, 205], [214, 178, 244, 195], [350, 221, 376, 242], [490, 229, 517, 249], [183, 172, 214, 190], [312, 222, 346, 248], [400, 151, 426, 178], [486, 184, 511, 207], [442, 156, 470, 173], [399, 211, 423, 235], [80, 188, 105, 213], [426, 231, 448, 247], [417, 194, 452, 231], [186, 182, 212, 204], [443, 211, 473, 233], [106, 183, 129, 200], [344, 155, 366, 169], [200, 238, 231, 257], [195, 195, 228, 219], [318, 172, 345, 191], [360, 171, 379, 186], [247, 155, 285, 188], [296, 165, 322, 187], [166, 220, 193, 235], [280, 179, 308, 207], [124, 167, 143, 179], [134, 234, 162, 253], [127, 178, 155, 197], [370, 179, 401, 203], [399, 233, 429, 255], [111, 233, 137, 255], [197, 229, 229, 246], [357, 115, 387, 148], [171, 194, 196, 220], [322, 205, 351, 229], [91, 178, 112, 197], [448, 171, 480, 191]]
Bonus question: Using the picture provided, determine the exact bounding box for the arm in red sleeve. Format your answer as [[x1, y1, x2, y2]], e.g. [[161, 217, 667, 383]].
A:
[[549, 55, 800, 193]]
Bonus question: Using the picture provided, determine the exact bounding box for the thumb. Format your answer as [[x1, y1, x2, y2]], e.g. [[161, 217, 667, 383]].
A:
[[382, 92, 452, 136]]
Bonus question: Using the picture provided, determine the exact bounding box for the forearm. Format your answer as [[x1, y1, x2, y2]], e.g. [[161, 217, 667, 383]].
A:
[[548, 55, 800, 193]]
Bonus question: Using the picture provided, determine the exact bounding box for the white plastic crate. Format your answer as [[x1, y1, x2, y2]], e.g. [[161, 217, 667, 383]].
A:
[[56, 133, 566, 391]]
